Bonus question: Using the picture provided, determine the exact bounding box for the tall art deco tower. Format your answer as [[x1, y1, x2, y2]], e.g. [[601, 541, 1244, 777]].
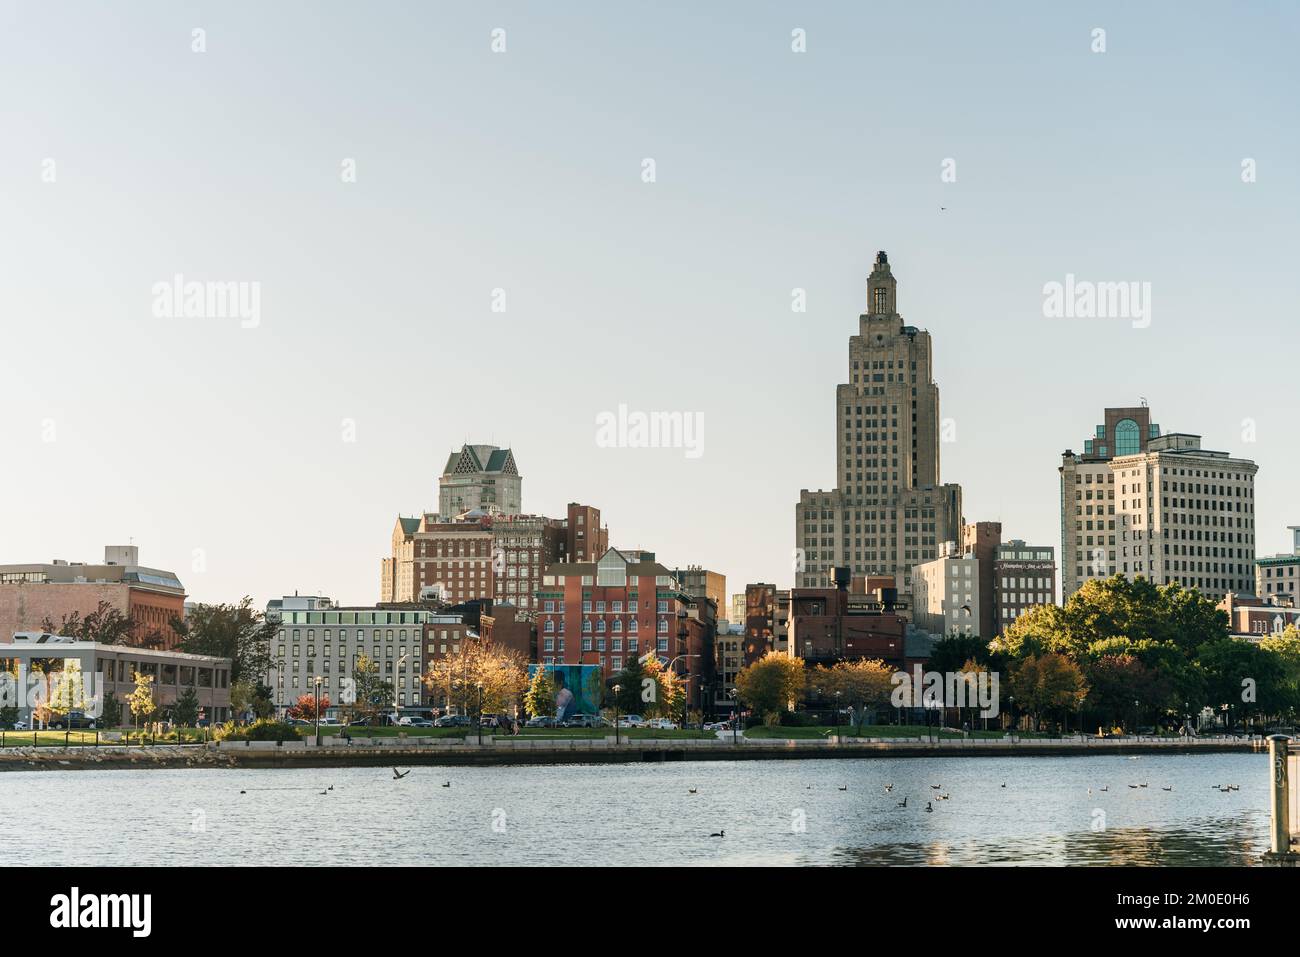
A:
[[795, 252, 963, 592]]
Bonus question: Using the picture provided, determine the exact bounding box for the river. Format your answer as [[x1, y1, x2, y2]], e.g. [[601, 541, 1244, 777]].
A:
[[0, 752, 1268, 866]]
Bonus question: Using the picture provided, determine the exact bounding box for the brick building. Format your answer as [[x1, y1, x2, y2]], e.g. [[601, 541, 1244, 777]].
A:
[[535, 548, 715, 711], [0, 545, 186, 648]]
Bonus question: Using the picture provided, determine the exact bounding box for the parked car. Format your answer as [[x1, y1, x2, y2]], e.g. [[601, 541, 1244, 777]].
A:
[[405, 718, 435, 728], [646, 718, 679, 731], [704, 721, 731, 732], [480, 715, 501, 728], [347, 718, 371, 727], [620, 714, 646, 728], [525, 715, 557, 728], [49, 711, 97, 730], [562, 714, 601, 728], [434, 714, 471, 728]]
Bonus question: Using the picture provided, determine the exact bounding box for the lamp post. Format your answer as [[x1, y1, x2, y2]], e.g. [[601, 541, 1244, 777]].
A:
[[612, 683, 622, 745], [728, 688, 739, 745], [314, 676, 322, 747], [834, 690, 842, 742], [393, 653, 409, 726], [1133, 698, 1140, 738], [475, 681, 484, 746]]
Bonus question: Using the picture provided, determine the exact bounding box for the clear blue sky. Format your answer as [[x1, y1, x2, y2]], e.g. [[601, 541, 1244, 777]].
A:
[[2, 1, 1296, 608]]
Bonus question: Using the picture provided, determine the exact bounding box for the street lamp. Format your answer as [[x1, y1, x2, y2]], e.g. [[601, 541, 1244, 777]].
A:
[[728, 688, 739, 746], [1134, 698, 1140, 738], [393, 653, 409, 725], [612, 683, 622, 745], [314, 676, 322, 747], [475, 681, 484, 746]]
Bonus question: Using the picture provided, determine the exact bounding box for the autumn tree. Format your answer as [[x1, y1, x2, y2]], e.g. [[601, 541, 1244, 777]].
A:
[[810, 659, 894, 731], [424, 639, 529, 719], [523, 666, 556, 718], [1009, 653, 1088, 731], [734, 653, 806, 721], [287, 693, 330, 721], [127, 673, 156, 731]]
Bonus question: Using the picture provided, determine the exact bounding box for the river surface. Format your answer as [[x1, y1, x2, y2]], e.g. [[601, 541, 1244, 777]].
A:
[[0, 753, 1269, 866]]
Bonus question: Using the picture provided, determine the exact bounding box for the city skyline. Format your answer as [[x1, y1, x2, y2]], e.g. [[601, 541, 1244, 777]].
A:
[[4, 2, 1297, 608]]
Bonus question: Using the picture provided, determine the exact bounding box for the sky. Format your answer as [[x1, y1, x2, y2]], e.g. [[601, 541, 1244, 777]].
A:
[[2, 1, 1297, 610]]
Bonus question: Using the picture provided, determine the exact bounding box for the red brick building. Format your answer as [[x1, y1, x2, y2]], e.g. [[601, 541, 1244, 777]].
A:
[[0, 546, 187, 648], [535, 548, 715, 711]]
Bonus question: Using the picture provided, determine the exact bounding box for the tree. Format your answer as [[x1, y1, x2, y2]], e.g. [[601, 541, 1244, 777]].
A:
[[41, 600, 137, 645], [523, 666, 556, 718], [173, 598, 274, 685], [611, 656, 647, 713], [1196, 638, 1285, 728], [811, 659, 894, 731], [172, 686, 200, 726], [127, 673, 156, 731], [1009, 653, 1088, 731], [350, 653, 393, 720], [287, 693, 329, 721], [99, 693, 123, 729], [1260, 625, 1300, 719], [734, 653, 806, 720], [927, 634, 995, 674], [424, 640, 529, 718]]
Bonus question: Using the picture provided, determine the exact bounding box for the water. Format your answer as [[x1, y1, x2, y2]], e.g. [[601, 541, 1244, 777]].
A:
[[0, 753, 1268, 866]]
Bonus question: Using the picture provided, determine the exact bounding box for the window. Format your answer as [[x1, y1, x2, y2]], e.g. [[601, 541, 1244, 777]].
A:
[[1115, 418, 1140, 457]]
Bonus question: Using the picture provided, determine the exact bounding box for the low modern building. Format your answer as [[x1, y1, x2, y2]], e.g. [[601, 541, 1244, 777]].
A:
[[993, 540, 1057, 632], [0, 633, 231, 725], [1256, 526, 1300, 608], [0, 545, 187, 648]]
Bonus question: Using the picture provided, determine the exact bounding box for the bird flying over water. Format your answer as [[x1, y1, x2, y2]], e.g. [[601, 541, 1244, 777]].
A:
[[392, 768, 410, 779]]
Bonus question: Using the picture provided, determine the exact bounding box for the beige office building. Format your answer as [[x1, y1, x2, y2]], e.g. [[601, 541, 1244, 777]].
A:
[[1061, 408, 1257, 600], [795, 252, 962, 593]]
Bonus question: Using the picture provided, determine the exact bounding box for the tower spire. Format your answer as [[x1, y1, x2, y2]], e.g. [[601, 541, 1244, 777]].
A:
[[867, 251, 897, 316]]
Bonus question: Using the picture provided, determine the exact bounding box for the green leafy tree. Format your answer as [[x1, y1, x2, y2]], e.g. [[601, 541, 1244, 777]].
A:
[[1196, 638, 1285, 728], [1260, 625, 1300, 720], [172, 686, 200, 726], [350, 653, 393, 720], [611, 657, 646, 713], [172, 598, 274, 685], [98, 693, 123, 729], [41, 600, 137, 645]]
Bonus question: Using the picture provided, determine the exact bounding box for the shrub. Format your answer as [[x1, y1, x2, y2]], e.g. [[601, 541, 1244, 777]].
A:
[[213, 719, 302, 742]]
